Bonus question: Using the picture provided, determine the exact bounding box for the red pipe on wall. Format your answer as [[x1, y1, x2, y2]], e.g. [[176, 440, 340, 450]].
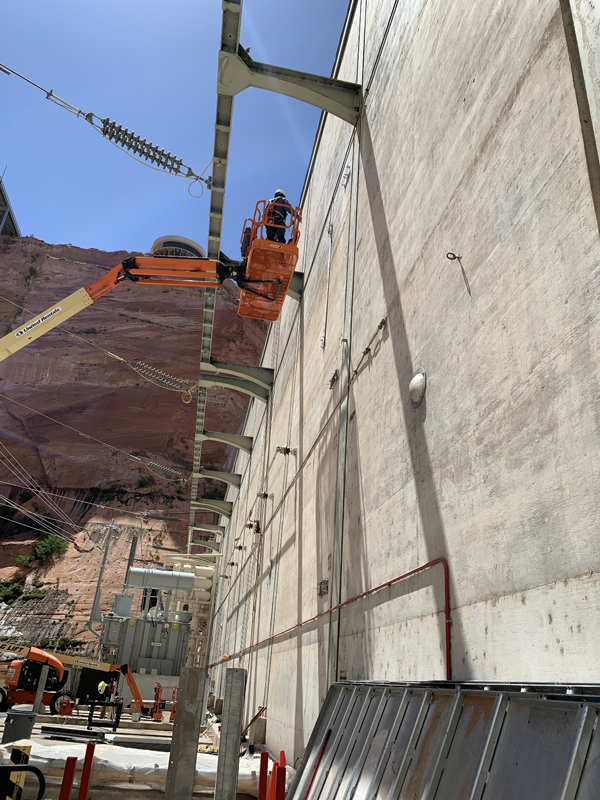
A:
[[212, 558, 452, 680]]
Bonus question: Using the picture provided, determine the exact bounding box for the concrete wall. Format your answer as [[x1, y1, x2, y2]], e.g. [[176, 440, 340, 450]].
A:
[[206, 0, 600, 761]]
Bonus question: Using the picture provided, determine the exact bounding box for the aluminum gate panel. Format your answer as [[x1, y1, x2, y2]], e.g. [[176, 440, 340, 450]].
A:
[[287, 682, 600, 800]]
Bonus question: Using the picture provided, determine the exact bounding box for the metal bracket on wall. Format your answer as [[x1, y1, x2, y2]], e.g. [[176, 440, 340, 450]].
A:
[[193, 468, 242, 488], [190, 539, 221, 552], [198, 372, 270, 402], [190, 549, 222, 560], [288, 272, 304, 303], [195, 429, 253, 454], [218, 46, 362, 125], [190, 523, 226, 536], [191, 499, 234, 517], [200, 359, 274, 390]]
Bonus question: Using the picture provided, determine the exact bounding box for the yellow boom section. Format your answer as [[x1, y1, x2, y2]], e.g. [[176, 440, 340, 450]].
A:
[[0, 288, 94, 362], [0, 640, 113, 671]]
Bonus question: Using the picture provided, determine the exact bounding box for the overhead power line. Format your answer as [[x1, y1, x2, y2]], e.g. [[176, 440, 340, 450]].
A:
[[0, 441, 78, 532], [0, 442, 81, 544], [0, 493, 74, 543], [0, 392, 188, 485], [0, 61, 212, 197], [0, 480, 157, 520], [0, 293, 199, 405], [0, 509, 74, 542]]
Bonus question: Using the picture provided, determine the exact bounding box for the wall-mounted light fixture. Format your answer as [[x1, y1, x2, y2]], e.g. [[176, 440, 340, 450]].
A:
[[409, 369, 426, 407]]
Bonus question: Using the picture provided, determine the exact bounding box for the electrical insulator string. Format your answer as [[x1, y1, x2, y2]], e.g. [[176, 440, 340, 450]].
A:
[[0, 293, 198, 404], [0, 61, 212, 196]]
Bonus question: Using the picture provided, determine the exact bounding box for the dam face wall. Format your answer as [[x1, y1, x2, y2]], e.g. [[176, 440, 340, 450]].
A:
[[207, 0, 600, 760]]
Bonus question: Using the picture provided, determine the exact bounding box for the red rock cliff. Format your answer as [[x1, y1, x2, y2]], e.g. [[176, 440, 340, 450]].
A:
[[0, 235, 266, 646]]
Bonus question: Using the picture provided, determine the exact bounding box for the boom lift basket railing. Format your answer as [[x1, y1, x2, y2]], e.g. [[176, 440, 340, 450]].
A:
[[238, 200, 302, 322]]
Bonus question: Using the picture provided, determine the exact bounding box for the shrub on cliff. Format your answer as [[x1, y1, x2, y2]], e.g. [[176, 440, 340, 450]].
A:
[[21, 589, 46, 602], [34, 534, 68, 565], [55, 636, 84, 652], [0, 578, 24, 604]]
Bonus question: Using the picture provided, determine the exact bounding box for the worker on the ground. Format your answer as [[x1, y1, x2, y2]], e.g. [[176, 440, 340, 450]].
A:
[[265, 190, 293, 242]]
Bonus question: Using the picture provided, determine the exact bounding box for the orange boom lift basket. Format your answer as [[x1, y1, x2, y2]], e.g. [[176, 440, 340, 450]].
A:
[[238, 200, 302, 322]]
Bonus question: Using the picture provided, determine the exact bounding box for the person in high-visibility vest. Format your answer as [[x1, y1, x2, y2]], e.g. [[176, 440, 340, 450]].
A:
[[265, 190, 293, 243]]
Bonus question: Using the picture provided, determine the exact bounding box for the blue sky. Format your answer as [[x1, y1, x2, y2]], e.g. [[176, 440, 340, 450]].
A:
[[0, 0, 349, 258]]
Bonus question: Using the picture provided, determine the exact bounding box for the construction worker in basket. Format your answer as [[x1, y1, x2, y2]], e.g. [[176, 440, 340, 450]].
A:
[[265, 190, 293, 243]]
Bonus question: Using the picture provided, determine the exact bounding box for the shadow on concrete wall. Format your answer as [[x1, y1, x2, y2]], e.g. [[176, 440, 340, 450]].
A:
[[294, 298, 307, 757], [338, 386, 373, 680], [356, 569, 448, 680], [293, 315, 344, 753], [360, 117, 469, 679]]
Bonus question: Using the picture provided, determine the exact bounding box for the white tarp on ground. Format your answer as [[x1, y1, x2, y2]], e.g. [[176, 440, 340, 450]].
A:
[[0, 739, 293, 794]]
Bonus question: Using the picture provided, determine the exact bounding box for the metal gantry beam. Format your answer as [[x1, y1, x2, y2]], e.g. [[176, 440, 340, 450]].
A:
[[198, 372, 270, 403], [195, 429, 253, 455], [218, 46, 362, 125], [187, 0, 244, 556], [191, 523, 226, 536], [190, 540, 221, 552], [193, 468, 242, 488], [191, 499, 234, 517], [202, 358, 274, 390]]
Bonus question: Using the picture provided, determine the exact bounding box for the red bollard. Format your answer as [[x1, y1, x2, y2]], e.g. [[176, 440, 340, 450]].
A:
[[259, 751, 269, 800], [275, 764, 286, 800], [78, 742, 95, 799], [59, 756, 78, 800]]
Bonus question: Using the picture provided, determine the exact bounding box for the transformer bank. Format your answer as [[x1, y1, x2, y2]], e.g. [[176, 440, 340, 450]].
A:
[[207, 0, 600, 761]]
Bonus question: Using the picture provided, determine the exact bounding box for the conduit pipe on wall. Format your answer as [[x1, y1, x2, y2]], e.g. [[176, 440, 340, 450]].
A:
[[210, 557, 452, 680], [320, 221, 333, 349]]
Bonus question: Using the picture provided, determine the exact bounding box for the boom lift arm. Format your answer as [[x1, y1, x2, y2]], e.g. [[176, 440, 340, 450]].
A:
[[0, 641, 150, 716], [0, 204, 304, 363], [112, 663, 150, 716], [0, 645, 65, 681], [0, 256, 227, 363]]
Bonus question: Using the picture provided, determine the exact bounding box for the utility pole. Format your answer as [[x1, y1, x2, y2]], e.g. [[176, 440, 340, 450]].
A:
[[88, 520, 114, 642]]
